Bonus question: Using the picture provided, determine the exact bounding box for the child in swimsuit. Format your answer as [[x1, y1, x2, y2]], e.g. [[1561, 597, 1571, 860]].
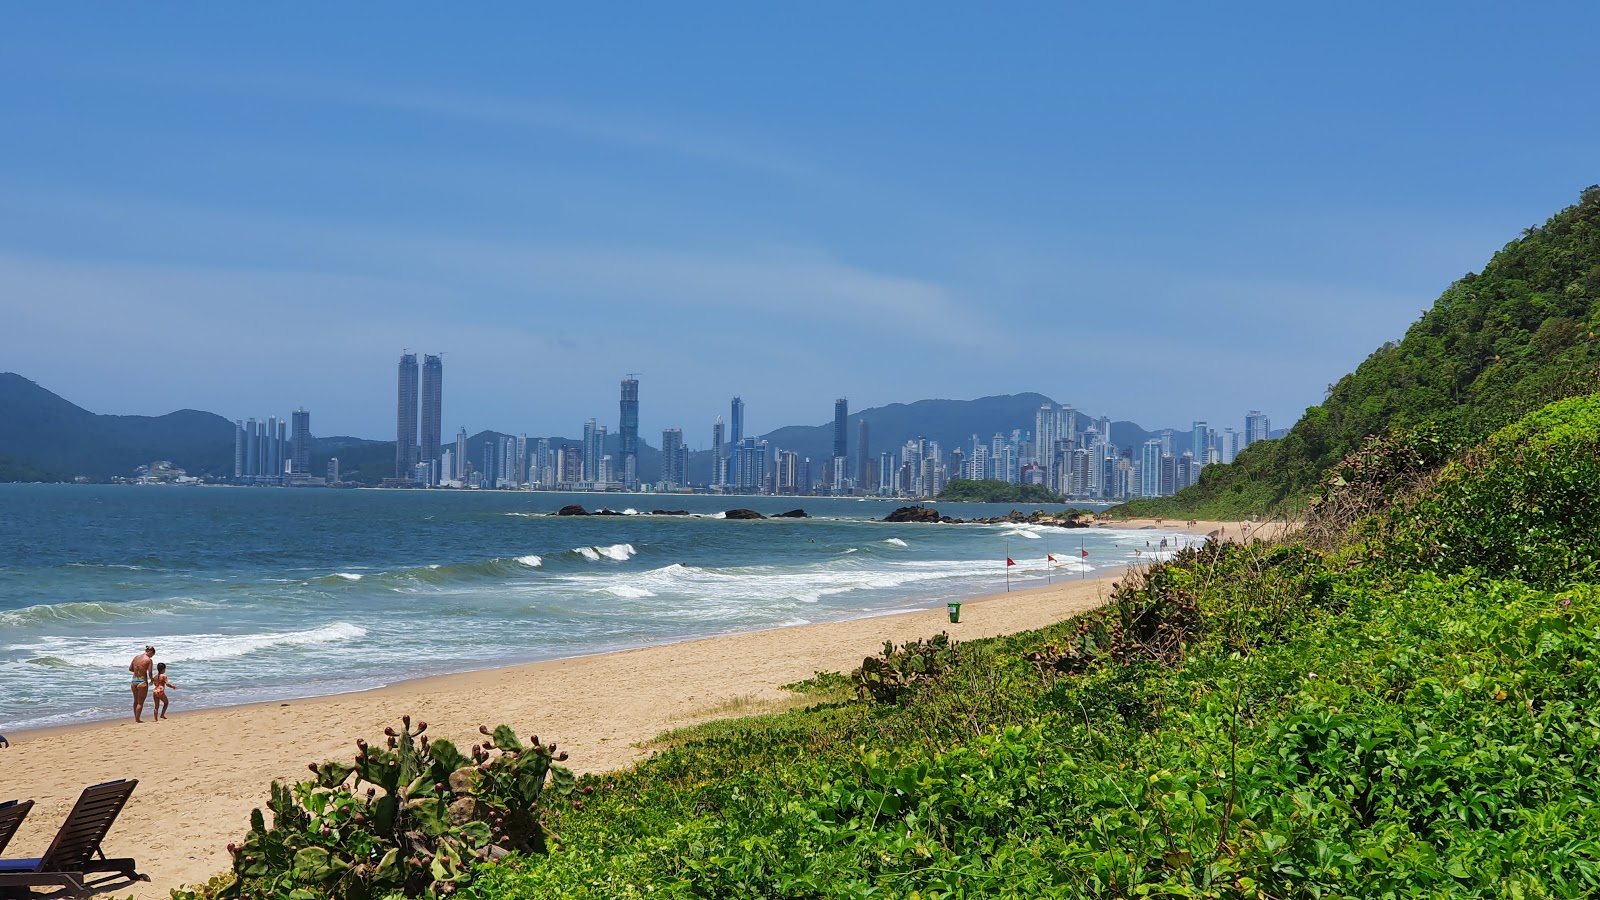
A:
[[152, 663, 176, 720]]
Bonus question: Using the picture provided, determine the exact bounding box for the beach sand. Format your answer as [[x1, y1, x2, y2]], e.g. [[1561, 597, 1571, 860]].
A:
[[0, 518, 1273, 897]]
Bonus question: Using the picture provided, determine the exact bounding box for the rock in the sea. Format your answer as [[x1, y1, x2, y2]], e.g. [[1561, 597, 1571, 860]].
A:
[[772, 509, 810, 518], [651, 509, 691, 516], [724, 508, 766, 520], [555, 504, 589, 516], [593, 507, 626, 516], [883, 505, 943, 524]]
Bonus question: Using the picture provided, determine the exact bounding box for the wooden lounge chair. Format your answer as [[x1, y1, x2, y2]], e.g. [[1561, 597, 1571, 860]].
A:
[[0, 780, 146, 897], [0, 802, 32, 856]]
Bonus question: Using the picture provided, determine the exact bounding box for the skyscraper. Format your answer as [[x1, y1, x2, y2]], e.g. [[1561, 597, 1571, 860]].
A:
[[619, 376, 640, 489], [396, 353, 419, 476], [267, 416, 280, 480], [712, 416, 727, 488], [455, 428, 468, 483], [582, 419, 601, 481], [855, 418, 871, 494], [1190, 421, 1208, 476], [1244, 411, 1270, 447], [833, 398, 849, 460], [291, 409, 311, 476], [233, 420, 246, 479], [660, 427, 686, 490], [1141, 439, 1163, 498], [276, 418, 288, 479], [420, 354, 443, 472], [729, 396, 745, 486]]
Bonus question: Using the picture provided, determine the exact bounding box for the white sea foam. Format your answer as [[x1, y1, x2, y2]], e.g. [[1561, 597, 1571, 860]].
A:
[[332, 572, 363, 581], [24, 622, 368, 668], [1001, 528, 1042, 539], [515, 555, 543, 568], [882, 538, 909, 547], [572, 543, 636, 561], [598, 584, 655, 599]]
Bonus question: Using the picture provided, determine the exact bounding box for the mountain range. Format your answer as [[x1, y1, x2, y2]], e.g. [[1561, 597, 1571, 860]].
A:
[[0, 373, 1229, 485]]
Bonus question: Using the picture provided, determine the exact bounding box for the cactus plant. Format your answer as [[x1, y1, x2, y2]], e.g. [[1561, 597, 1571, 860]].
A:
[[222, 716, 573, 899], [853, 632, 959, 703]]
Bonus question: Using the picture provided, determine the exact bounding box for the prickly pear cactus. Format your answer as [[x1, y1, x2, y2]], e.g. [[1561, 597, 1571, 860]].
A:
[[222, 715, 570, 899], [853, 632, 960, 703]]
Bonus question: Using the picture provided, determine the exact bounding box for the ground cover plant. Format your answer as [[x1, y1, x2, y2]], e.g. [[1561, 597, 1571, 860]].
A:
[[190, 394, 1600, 899]]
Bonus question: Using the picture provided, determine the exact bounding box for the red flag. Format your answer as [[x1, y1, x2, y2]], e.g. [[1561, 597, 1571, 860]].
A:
[[1081, 549, 1089, 558], [1047, 554, 1058, 562], [1006, 557, 1016, 567]]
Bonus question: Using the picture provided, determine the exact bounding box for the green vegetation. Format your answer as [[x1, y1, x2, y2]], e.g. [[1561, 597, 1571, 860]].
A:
[[0, 455, 68, 482], [195, 393, 1600, 898], [181, 717, 575, 900], [1120, 185, 1600, 519], [938, 478, 1064, 504]]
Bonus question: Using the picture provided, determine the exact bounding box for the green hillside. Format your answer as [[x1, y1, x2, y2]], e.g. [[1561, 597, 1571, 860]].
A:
[[1120, 186, 1600, 519], [198, 392, 1600, 900]]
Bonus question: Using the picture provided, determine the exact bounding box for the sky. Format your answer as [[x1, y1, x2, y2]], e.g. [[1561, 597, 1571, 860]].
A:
[[3, 4, 1599, 444]]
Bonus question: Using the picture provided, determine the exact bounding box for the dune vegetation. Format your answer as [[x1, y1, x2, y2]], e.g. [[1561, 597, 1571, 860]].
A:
[[189, 392, 1600, 899]]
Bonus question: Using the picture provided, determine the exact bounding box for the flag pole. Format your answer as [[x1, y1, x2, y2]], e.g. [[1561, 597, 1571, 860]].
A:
[[1006, 542, 1011, 593], [1046, 541, 1052, 585]]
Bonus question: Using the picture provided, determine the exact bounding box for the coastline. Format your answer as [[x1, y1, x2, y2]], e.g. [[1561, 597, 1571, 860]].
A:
[[0, 517, 1265, 897]]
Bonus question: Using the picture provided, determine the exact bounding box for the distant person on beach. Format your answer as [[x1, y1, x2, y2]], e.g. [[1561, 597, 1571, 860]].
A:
[[152, 662, 176, 720], [129, 645, 155, 723]]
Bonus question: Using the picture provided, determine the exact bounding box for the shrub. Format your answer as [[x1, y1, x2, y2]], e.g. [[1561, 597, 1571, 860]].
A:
[[1390, 392, 1600, 586], [195, 717, 574, 900]]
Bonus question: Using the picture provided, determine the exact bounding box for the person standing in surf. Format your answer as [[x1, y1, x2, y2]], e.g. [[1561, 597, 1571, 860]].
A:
[[128, 645, 155, 723]]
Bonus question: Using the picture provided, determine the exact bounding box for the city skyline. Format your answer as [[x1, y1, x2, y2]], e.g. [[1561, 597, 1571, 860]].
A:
[[377, 351, 1266, 498], [6, 8, 1595, 440]]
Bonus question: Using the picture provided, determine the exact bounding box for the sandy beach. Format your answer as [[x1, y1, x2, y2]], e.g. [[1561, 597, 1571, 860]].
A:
[[0, 518, 1271, 897]]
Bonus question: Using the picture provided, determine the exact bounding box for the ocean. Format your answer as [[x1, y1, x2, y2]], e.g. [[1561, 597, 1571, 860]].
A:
[[0, 485, 1203, 730]]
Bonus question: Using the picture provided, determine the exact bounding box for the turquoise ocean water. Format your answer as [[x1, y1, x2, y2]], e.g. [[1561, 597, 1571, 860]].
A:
[[0, 485, 1202, 730]]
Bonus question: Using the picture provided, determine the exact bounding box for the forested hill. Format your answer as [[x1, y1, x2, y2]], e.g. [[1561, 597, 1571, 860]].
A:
[[1120, 185, 1600, 518]]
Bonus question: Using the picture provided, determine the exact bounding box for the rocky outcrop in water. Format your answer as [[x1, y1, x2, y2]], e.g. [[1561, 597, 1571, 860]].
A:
[[724, 508, 766, 520], [556, 504, 589, 516], [772, 509, 810, 518], [882, 505, 1090, 527]]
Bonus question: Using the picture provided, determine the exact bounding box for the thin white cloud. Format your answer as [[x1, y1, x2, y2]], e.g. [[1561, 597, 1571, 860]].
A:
[[201, 73, 822, 181]]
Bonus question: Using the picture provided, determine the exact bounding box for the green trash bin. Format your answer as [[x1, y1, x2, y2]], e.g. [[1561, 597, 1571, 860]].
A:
[[947, 602, 962, 623]]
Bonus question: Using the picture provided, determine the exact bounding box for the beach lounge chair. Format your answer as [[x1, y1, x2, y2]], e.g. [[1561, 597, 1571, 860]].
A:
[[0, 780, 146, 897], [0, 801, 32, 856]]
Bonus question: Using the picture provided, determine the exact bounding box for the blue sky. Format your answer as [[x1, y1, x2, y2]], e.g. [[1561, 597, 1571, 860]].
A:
[[2, 4, 1598, 443]]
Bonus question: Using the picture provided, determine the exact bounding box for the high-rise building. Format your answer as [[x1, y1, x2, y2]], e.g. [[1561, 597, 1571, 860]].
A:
[[277, 419, 288, 478], [420, 354, 443, 472], [1140, 439, 1163, 498], [582, 419, 601, 482], [233, 420, 246, 479], [776, 450, 799, 494], [660, 428, 686, 490], [1190, 421, 1208, 478], [244, 419, 260, 477], [729, 397, 745, 485], [712, 417, 727, 488], [833, 398, 849, 460], [1221, 427, 1238, 464], [396, 353, 419, 477], [619, 376, 640, 489], [854, 418, 870, 493], [735, 437, 767, 492], [455, 428, 468, 482], [327, 457, 340, 485], [1244, 411, 1270, 447], [291, 409, 311, 476]]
